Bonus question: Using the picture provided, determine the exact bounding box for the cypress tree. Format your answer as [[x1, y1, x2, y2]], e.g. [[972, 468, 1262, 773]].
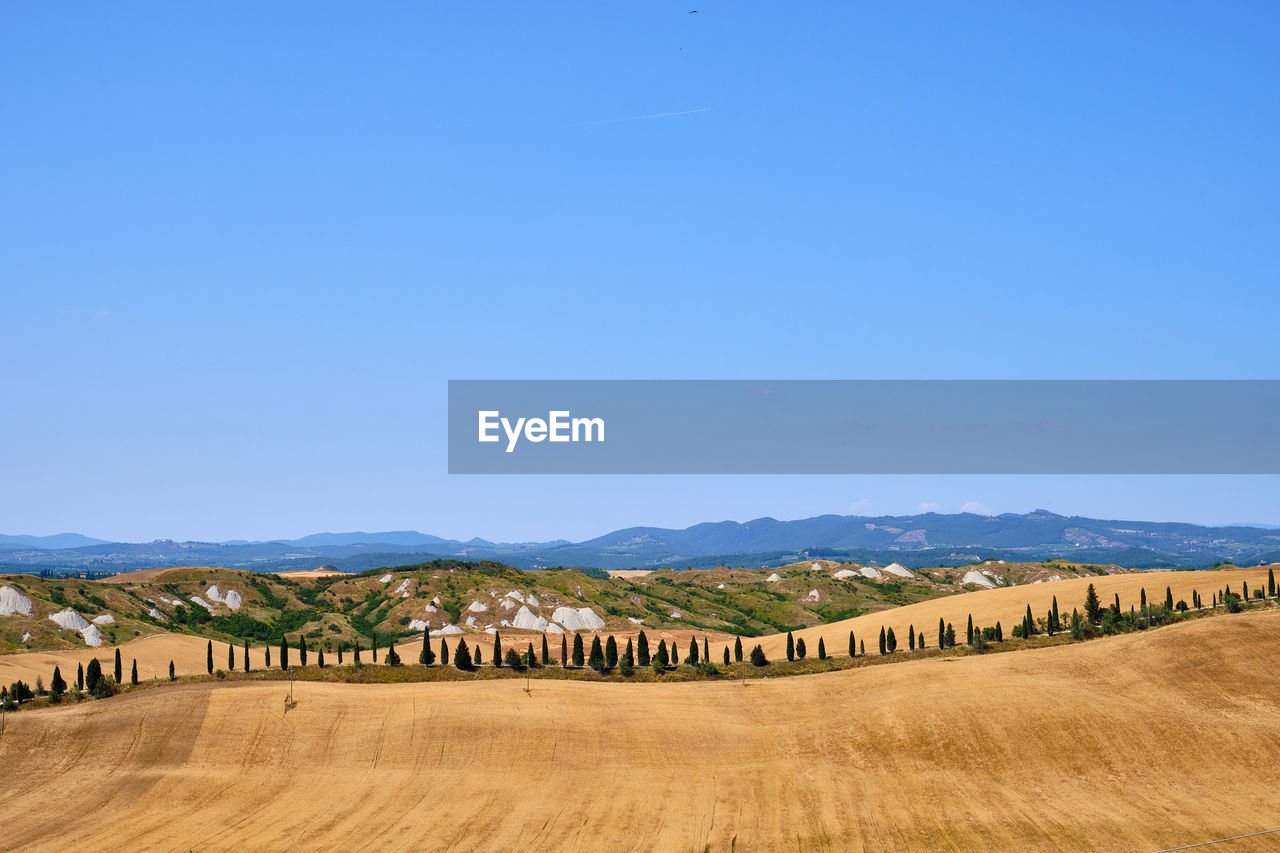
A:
[[938, 618, 946, 650], [169, 660, 175, 681], [909, 624, 915, 651], [1024, 604, 1035, 638], [493, 631, 503, 667], [131, 659, 138, 685], [228, 643, 235, 672], [473, 646, 482, 665], [860, 640, 865, 655], [878, 626, 886, 656], [637, 631, 650, 666], [1269, 568, 1276, 598], [1165, 586, 1174, 611], [723, 646, 730, 665], [318, 648, 326, 668], [625, 638, 634, 668], [848, 631, 855, 658], [541, 635, 550, 665], [655, 639, 669, 668], [86, 658, 103, 694], [945, 623, 956, 648], [280, 636, 289, 670], [689, 637, 699, 665], [703, 636, 709, 662], [1112, 593, 1121, 617], [265, 645, 271, 668], [1243, 580, 1249, 600], [526, 642, 537, 668], [50, 666, 66, 699], [1140, 588, 1147, 609], [750, 644, 768, 666], [671, 642, 679, 665], [560, 635, 567, 667], [588, 636, 605, 671], [786, 631, 795, 662], [796, 638, 807, 660], [299, 636, 308, 667], [1084, 583, 1101, 624], [886, 627, 897, 653], [243, 638, 250, 673], [818, 637, 826, 660], [116, 648, 123, 683], [572, 634, 585, 667], [421, 631, 434, 665], [454, 639, 473, 670], [995, 621, 1003, 642], [735, 636, 743, 662], [76, 661, 85, 692], [966, 615, 974, 645], [204, 642, 211, 675], [1046, 609, 1055, 637], [606, 635, 618, 669], [1051, 596, 1060, 633]]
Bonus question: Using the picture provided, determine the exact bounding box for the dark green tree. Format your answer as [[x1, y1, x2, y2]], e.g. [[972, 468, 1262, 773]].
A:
[[505, 648, 523, 669], [786, 631, 795, 662], [454, 639, 473, 670], [655, 639, 670, 669], [1023, 604, 1036, 638], [703, 636, 709, 663], [944, 623, 956, 648], [1070, 608, 1083, 640], [169, 660, 175, 681], [1084, 583, 1102, 624], [909, 624, 916, 651], [966, 615, 974, 645], [1165, 586, 1174, 611], [541, 635, 550, 665], [243, 638, 250, 673], [1140, 588, 1147, 609], [860, 640, 865, 655], [817, 637, 826, 660], [265, 644, 271, 668], [421, 631, 435, 665], [588, 636, 605, 671], [1243, 580, 1249, 600], [688, 637, 699, 665], [1051, 596, 1061, 634], [1269, 568, 1276, 598], [723, 646, 730, 665], [735, 636, 743, 663], [878, 626, 887, 656], [848, 631, 856, 657], [85, 658, 104, 695], [886, 627, 897, 653], [384, 644, 401, 666], [299, 636, 308, 667], [318, 648, 326, 668], [76, 662, 84, 692], [637, 631, 650, 666], [280, 636, 289, 670], [750, 644, 768, 666], [130, 659, 138, 685], [116, 648, 123, 683], [473, 646, 482, 665], [205, 642, 212, 675], [493, 631, 503, 667], [671, 642, 679, 665], [796, 638, 807, 660], [435, 640, 443, 667], [572, 634, 585, 667], [560, 635, 567, 667], [526, 642, 537, 668], [50, 666, 66, 699], [938, 618, 946, 650], [228, 643, 235, 672], [995, 621, 1003, 642], [371, 634, 378, 661], [606, 635, 618, 669]]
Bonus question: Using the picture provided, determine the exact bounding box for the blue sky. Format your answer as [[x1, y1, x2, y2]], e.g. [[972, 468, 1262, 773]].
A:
[[3, 2, 1278, 542]]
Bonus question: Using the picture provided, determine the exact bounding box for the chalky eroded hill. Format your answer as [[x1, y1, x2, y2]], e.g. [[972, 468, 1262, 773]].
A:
[[2, 609, 1279, 851]]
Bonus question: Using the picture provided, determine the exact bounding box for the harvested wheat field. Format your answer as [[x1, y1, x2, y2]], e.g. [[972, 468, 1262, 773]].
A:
[[755, 566, 1277, 659], [3, 610, 1279, 852]]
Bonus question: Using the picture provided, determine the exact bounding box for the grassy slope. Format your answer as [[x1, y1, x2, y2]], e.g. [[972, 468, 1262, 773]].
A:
[[2, 609, 1279, 851]]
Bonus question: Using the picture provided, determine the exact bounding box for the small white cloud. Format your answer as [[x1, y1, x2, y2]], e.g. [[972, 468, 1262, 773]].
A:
[[961, 501, 991, 515], [918, 502, 940, 512], [848, 498, 871, 513]]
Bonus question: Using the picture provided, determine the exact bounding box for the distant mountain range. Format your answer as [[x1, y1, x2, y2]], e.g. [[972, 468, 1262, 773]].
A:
[[2, 511, 1278, 575]]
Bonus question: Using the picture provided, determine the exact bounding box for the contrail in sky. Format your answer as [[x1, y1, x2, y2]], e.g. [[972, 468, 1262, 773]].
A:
[[586, 107, 711, 124]]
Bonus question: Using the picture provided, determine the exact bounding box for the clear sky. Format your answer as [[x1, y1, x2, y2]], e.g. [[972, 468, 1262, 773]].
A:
[[3, 2, 1278, 543]]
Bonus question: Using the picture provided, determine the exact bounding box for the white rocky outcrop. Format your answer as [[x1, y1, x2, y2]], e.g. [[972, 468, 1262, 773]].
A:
[[525, 594, 540, 608], [544, 622, 564, 634], [408, 618, 430, 631], [430, 624, 464, 636], [960, 570, 997, 589], [47, 608, 105, 646], [628, 617, 644, 624], [205, 585, 243, 610], [92, 613, 116, 625], [424, 604, 438, 613], [669, 610, 682, 619], [467, 601, 488, 613], [148, 608, 167, 622], [766, 573, 782, 583], [21, 631, 31, 644], [804, 589, 820, 602], [884, 563, 916, 579], [717, 583, 726, 589], [511, 605, 550, 632], [379, 573, 394, 583], [189, 596, 215, 613], [551, 606, 605, 631], [859, 566, 885, 580], [464, 615, 477, 627], [394, 579, 411, 597], [0, 586, 34, 616], [499, 598, 516, 611], [503, 590, 525, 604], [832, 568, 859, 580]]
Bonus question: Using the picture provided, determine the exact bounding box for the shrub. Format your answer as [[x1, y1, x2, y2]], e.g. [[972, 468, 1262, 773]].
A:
[[749, 645, 768, 667]]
